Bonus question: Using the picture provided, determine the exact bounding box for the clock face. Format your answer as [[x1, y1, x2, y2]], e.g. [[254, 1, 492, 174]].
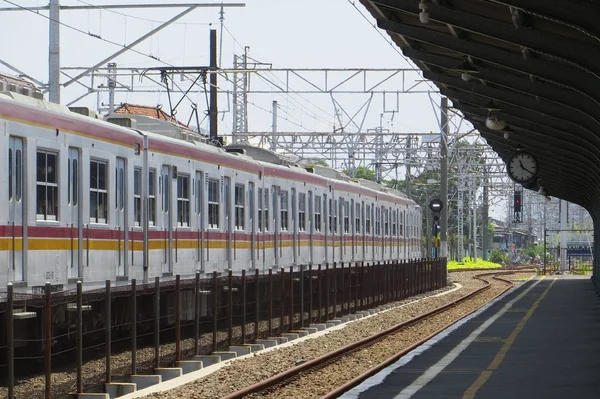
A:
[[507, 152, 538, 183]]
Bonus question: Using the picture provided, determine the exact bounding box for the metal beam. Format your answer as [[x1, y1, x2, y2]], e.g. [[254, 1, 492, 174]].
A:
[[0, 3, 245, 11], [424, 71, 600, 141], [491, 0, 600, 42], [374, 0, 600, 76], [404, 49, 600, 127], [63, 5, 202, 88], [0, 59, 45, 87], [376, 18, 600, 106]]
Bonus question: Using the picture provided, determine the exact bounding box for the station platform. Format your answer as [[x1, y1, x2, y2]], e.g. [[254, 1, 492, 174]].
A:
[[342, 275, 600, 399]]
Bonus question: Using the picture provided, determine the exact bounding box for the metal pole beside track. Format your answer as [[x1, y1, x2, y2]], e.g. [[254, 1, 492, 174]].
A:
[[268, 268, 273, 337], [175, 275, 181, 362], [228, 270, 233, 347], [154, 277, 160, 369], [7, 283, 13, 399], [212, 271, 217, 352], [194, 272, 200, 356], [289, 266, 294, 331], [44, 282, 52, 399], [241, 270, 246, 345], [76, 281, 83, 393], [254, 269, 259, 341], [131, 279, 137, 376], [105, 280, 111, 383]]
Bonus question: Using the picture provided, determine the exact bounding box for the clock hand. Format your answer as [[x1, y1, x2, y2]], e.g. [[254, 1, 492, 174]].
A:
[[518, 160, 534, 175]]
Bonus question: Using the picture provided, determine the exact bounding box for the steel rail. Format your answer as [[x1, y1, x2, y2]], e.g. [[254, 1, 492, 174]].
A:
[[224, 271, 518, 399]]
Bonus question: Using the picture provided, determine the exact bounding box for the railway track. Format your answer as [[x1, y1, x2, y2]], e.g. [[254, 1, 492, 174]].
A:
[[224, 271, 518, 399]]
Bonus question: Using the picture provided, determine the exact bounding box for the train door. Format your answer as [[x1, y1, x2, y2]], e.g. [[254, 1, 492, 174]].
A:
[[224, 176, 232, 270], [115, 157, 128, 276], [8, 137, 25, 282], [248, 182, 255, 269], [161, 165, 172, 274], [68, 148, 82, 278]]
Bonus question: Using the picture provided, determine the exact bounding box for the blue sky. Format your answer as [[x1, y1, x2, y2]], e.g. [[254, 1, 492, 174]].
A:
[[0, 0, 448, 135]]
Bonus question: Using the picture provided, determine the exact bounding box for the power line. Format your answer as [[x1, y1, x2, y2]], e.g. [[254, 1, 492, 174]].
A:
[[2, 0, 178, 66], [75, 0, 213, 26]]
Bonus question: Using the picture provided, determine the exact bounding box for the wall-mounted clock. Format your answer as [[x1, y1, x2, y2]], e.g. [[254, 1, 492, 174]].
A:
[[507, 152, 538, 184]]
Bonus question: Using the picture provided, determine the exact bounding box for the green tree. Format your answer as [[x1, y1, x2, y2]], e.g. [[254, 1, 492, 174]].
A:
[[344, 166, 377, 181]]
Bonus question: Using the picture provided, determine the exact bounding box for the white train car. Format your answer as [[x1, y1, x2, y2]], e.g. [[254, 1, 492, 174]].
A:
[[0, 90, 422, 293]]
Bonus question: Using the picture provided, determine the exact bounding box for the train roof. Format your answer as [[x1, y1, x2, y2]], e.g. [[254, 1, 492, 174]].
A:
[[0, 93, 418, 207]]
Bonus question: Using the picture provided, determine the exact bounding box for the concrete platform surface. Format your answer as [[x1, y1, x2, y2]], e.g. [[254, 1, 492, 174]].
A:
[[343, 276, 600, 399]]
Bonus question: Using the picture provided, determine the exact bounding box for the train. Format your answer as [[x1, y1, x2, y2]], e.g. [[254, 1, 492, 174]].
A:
[[0, 78, 422, 293]]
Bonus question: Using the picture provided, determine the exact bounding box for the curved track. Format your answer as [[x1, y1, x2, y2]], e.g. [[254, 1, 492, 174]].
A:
[[224, 271, 519, 399]]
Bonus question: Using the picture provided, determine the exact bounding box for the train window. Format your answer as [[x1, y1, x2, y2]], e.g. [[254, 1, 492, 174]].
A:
[[366, 204, 371, 234], [72, 158, 78, 206], [15, 149, 22, 202], [333, 200, 338, 233], [177, 174, 190, 227], [207, 178, 219, 229], [263, 189, 269, 232], [89, 159, 108, 223], [298, 192, 306, 232], [384, 208, 389, 236], [375, 207, 381, 236], [355, 203, 360, 234], [343, 200, 349, 234], [234, 183, 245, 230], [8, 148, 12, 200], [195, 172, 203, 216], [258, 188, 263, 232], [280, 190, 288, 231], [328, 198, 333, 233], [134, 168, 141, 226], [149, 169, 156, 226], [36, 151, 59, 221], [392, 210, 397, 236], [314, 195, 321, 232], [400, 210, 404, 236]]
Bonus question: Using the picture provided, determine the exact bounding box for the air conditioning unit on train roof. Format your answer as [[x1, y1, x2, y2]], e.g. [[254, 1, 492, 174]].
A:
[[106, 116, 137, 129], [69, 107, 100, 119]]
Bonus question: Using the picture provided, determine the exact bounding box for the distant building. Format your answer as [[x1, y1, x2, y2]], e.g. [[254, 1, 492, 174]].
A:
[[489, 217, 535, 250]]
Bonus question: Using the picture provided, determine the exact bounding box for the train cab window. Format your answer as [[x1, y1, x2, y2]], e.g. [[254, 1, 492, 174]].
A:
[[314, 195, 322, 232], [234, 183, 245, 230], [343, 200, 350, 234], [177, 174, 190, 227], [298, 193, 306, 232], [36, 151, 59, 221], [281, 190, 289, 231], [355, 203, 361, 234], [90, 159, 108, 223], [148, 169, 156, 226], [134, 168, 141, 226], [366, 204, 371, 235], [208, 178, 219, 229]]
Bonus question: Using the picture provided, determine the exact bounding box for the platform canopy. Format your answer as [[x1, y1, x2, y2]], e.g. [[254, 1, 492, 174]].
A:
[[359, 0, 600, 213]]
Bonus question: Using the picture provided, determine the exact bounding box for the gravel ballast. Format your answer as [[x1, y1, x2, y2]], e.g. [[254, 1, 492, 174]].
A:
[[143, 271, 529, 399]]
